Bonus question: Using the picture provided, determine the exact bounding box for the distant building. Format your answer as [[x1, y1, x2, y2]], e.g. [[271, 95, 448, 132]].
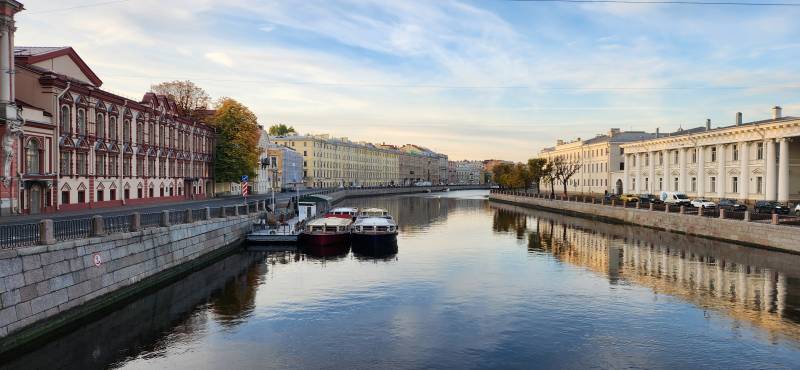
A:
[[399, 144, 448, 185], [449, 160, 485, 185], [265, 144, 303, 191], [537, 129, 655, 195], [253, 128, 271, 194]]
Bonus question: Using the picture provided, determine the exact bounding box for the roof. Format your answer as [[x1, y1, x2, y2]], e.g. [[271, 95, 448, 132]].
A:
[[308, 217, 353, 226], [15, 46, 103, 87], [622, 115, 799, 147], [329, 207, 358, 213], [354, 217, 396, 226]]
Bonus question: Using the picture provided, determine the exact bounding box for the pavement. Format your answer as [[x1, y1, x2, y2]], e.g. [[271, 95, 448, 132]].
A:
[[0, 189, 319, 226]]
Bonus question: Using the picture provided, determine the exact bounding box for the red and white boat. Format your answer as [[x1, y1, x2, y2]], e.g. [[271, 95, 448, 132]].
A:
[[324, 207, 359, 221], [299, 216, 353, 247]]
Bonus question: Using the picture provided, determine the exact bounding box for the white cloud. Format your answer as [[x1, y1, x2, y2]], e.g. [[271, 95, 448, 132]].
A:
[[204, 52, 235, 67]]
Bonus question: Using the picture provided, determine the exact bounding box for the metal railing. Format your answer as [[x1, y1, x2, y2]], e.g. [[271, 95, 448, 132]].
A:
[[0, 223, 39, 248], [141, 212, 162, 228], [192, 208, 205, 221], [169, 211, 186, 225], [225, 206, 236, 217], [104, 215, 131, 234], [54, 218, 92, 241]]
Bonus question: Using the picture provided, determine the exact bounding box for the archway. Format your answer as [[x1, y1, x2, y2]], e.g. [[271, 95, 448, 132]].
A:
[[615, 179, 623, 195]]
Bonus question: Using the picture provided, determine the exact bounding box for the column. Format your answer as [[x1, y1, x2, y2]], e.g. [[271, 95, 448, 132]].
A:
[[648, 151, 656, 194], [717, 144, 725, 199], [0, 23, 9, 103], [679, 148, 687, 192], [663, 149, 671, 192], [623, 153, 630, 193], [778, 138, 790, 203], [635, 153, 642, 194], [697, 146, 705, 197], [739, 142, 749, 200], [766, 139, 777, 201]]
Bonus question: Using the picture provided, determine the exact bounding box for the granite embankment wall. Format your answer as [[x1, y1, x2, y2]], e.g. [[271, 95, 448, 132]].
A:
[[490, 193, 800, 253], [0, 211, 259, 352]]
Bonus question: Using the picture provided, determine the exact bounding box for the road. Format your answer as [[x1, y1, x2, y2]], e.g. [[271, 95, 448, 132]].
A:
[[0, 189, 320, 226]]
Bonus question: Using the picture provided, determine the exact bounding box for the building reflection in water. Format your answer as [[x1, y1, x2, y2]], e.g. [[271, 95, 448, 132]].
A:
[[491, 202, 800, 342]]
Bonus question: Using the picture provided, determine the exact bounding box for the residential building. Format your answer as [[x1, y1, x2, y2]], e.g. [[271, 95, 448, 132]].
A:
[[265, 144, 303, 191], [449, 160, 485, 185], [0, 5, 214, 215], [620, 108, 800, 203], [399, 144, 448, 185], [538, 129, 655, 195], [253, 128, 271, 194], [271, 134, 400, 188]]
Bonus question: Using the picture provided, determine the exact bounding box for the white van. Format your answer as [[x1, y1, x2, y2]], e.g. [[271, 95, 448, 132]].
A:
[[660, 191, 692, 206]]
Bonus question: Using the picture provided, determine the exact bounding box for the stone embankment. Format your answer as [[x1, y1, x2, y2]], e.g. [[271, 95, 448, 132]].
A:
[[489, 191, 800, 254]]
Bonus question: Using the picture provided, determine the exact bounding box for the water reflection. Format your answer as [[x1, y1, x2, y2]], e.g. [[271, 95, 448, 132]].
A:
[[491, 202, 800, 342]]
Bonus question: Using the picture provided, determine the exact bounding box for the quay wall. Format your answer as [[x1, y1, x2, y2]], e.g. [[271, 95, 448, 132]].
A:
[[489, 193, 800, 254], [0, 212, 259, 352]]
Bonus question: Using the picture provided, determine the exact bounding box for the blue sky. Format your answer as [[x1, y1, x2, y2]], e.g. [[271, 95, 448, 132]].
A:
[[14, 0, 800, 161]]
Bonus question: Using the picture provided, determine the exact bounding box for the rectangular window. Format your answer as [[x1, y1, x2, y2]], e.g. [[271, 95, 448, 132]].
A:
[[77, 153, 87, 176], [60, 152, 72, 175], [692, 149, 697, 164], [97, 190, 104, 202], [673, 151, 678, 165], [110, 189, 116, 201], [691, 177, 697, 192], [619, 162, 624, 171], [96, 154, 105, 176], [109, 156, 118, 176], [732, 145, 738, 161], [77, 190, 85, 203], [125, 188, 130, 199], [61, 191, 69, 205], [137, 188, 143, 198], [756, 176, 763, 193], [711, 147, 717, 162], [757, 143, 764, 160], [732, 176, 738, 193], [659, 177, 663, 191], [136, 157, 143, 176], [710, 176, 716, 193]]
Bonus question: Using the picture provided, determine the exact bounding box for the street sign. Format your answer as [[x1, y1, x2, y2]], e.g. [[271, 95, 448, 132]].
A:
[[242, 174, 249, 198], [241, 175, 248, 182], [93, 253, 102, 267]]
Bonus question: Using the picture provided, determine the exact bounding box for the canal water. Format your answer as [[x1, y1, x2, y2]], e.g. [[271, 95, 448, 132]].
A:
[[3, 190, 800, 369]]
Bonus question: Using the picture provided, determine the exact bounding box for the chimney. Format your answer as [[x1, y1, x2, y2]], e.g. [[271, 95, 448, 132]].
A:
[[655, 127, 660, 138], [773, 106, 782, 120], [608, 128, 620, 137], [736, 112, 742, 126], [705, 119, 711, 130]]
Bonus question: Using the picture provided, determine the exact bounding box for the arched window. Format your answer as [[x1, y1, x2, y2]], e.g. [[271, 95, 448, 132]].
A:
[[123, 119, 131, 142], [136, 122, 144, 144], [148, 123, 155, 144], [109, 116, 117, 141], [96, 112, 105, 139], [60, 105, 70, 133], [77, 109, 86, 136], [26, 139, 40, 174]]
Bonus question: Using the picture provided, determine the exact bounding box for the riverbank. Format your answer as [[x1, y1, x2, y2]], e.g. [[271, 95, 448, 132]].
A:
[[489, 191, 800, 254]]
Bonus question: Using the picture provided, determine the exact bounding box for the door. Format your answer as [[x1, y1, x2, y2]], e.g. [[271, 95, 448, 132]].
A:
[[615, 179, 623, 195], [30, 184, 42, 214]]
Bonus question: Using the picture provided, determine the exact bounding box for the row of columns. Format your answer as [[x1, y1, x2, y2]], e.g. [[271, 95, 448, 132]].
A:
[[624, 138, 791, 202]]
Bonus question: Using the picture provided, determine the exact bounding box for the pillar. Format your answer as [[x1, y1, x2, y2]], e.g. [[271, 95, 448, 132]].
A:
[[635, 153, 642, 194], [697, 146, 705, 197], [717, 144, 725, 199], [648, 151, 655, 194], [38, 219, 55, 245], [679, 147, 687, 192], [778, 138, 790, 203], [130, 212, 141, 232], [160, 210, 170, 227], [739, 141, 749, 200], [91, 215, 105, 237], [623, 153, 630, 193], [766, 139, 777, 201], [663, 149, 670, 192]]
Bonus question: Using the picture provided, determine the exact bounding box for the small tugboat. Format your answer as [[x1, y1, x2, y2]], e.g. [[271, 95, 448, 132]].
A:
[[298, 217, 353, 247], [351, 208, 398, 252]]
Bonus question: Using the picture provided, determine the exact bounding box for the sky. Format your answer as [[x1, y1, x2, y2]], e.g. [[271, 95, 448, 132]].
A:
[[14, 0, 800, 162]]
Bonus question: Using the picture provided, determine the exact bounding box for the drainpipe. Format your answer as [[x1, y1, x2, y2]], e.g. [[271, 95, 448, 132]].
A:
[[54, 82, 71, 211]]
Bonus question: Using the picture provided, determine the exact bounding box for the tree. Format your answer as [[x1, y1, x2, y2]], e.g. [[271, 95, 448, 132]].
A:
[[552, 157, 582, 196], [209, 98, 261, 183], [268, 124, 297, 136], [541, 159, 557, 197], [507, 163, 534, 189], [150, 80, 211, 120], [527, 158, 548, 193], [492, 162, 513, 188]]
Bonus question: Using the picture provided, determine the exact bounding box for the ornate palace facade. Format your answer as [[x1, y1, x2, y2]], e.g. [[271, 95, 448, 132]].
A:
[[0, 3, 214, 215]]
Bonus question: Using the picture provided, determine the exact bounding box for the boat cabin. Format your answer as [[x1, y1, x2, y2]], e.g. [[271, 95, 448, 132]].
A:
[[305, 217, 353, 233], [353, 217, 397, 233], [357, 208, 391, 219], [325, 207, 359, 219]]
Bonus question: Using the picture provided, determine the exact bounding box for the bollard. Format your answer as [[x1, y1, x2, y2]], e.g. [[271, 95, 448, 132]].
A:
[[744, 210, 751, 222], [592, 198, 596, 204], [679, 206, 685, 214], [130, 212, 141, 232], [39, 219, 55, 245], [635, 202, 640, 209], [649, 203, 654, 211], [611, 200, 615, 207], [665, 204, 670, 213], [772, 213, 779, 225], [234, 205, 240, 216], [204, 207, 211, 220], [218, 206, 226, 218], [698, 206, 704, 217], [91, 215, 105, 237], [160, 210, 170, 227], [185, 208, 193, 223], [719, 208, 726, 219]]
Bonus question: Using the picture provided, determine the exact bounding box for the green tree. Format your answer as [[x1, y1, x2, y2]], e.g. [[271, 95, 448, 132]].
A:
[[492, 162, 513, 188], [209, 98, 261, 183], [150, 80, 210, 120], [527, 158, 548, 193], [268, 124, 297, 136]]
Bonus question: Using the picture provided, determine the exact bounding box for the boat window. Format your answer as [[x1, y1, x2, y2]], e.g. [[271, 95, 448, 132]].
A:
[[325, 226, 337, 232]]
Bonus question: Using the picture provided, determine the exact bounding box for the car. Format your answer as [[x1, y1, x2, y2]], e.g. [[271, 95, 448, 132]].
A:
[[690, 199, 716, 209], [619, 194, 639, 203], [795, 204, 800, 216], [644, 194, 663, 204], [754, 201, 790, 215], [604, 194, 618, 201], [637, 195, 651, 204], [659, 191, 692, 206], [718, 199, 747, 212]]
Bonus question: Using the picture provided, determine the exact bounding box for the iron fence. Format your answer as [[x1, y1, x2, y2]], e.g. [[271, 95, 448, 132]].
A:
[[211, 207, 223, 218], [225, 206, 236, 217], [141, 212, 162, 228], [54, 218, 92, 241], [191, 208, 205, 221], [0, 223, 39, 248], [104, 215, 131, 234], [169, 211, 186, 225]]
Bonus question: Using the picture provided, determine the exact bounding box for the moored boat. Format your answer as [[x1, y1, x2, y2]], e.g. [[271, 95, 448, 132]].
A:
[[352, 208, 398, 252], [298, 217, 353, 247], [324, 207, 359, 221]]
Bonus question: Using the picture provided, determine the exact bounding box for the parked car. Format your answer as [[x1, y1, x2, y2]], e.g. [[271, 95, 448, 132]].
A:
[[604, 194, 618, 201], [690, 198, 716, 209], [659, 191, 692, 206], [754, 201, 790, 215], [718, 199, 747, 212], [637, 195, 651, 204], [619, 194, 639, 203], [795, 204, 800, 216], [644, 194, 663, 204]]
